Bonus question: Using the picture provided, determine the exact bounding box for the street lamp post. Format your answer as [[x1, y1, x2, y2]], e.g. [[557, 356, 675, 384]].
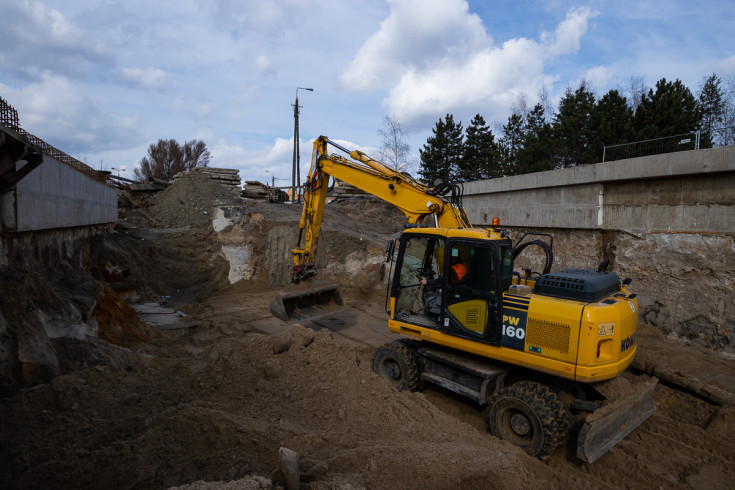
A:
[[265, 170, 275, 202], [292, 87, 313, 203], [111, 167, 120, 179]]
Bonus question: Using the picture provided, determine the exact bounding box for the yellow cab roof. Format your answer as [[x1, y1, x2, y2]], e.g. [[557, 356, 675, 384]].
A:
[[402, 226, 507, 241]]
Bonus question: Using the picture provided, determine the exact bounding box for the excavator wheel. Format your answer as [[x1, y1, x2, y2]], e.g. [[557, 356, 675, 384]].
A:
[[486, 381, 571, 459], [372, 341, 421, 392]]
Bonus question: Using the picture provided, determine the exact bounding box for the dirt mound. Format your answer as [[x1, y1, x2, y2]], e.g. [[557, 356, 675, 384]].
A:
[[149, 172, 241, 229], [94, 284, 155, 345], [0, 317, 548, 489]]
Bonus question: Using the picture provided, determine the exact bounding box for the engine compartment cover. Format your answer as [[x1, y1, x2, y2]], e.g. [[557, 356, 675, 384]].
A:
[[533, 268, 621, 302]]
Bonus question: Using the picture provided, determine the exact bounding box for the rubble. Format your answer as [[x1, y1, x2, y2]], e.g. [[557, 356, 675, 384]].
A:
[[184, 167, 242, 193]]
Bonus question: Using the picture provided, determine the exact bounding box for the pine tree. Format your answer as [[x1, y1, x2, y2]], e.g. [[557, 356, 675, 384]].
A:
[[519, 103, 554, 173], [460, 114, 499, 181], [635, 78, 702, 141], [418, 114, 464, 185], [498, 113, 524, 176], [552, 82, 596, 167], [588, 89, 635, 163]]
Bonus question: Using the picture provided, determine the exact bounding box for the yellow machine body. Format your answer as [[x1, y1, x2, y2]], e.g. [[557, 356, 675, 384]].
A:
[[387, 227, 637, 383]]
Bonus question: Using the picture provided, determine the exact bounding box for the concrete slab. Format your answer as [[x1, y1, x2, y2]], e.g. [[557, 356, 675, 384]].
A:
[[632, 323, 735, 405], [133, 303, 200, 330]]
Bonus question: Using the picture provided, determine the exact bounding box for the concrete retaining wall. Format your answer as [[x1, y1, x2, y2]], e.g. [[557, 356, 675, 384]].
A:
[[1, 157, 117, 232], [461, 146, 735, 350], [463, 146, 735, 233]]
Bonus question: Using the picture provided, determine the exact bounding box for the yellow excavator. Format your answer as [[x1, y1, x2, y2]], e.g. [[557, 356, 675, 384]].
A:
[[270, 136, 657, 462]]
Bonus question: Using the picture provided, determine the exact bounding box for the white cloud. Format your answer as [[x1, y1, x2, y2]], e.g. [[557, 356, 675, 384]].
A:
[[210, 137, 293, 182], [541, 7, 593, 57], [207, 0, 311, 39], [584, 65, 614, 91], [339, 0, 489, 91], [213, 135, 381, 185], [1, 75, 141, 154], [716, 55, 735, 76], [341, 2, 593, 126], [384, 35, 558, 124], [119, 67, 170, 90], [0, 1, 110, 80], [255, 54, 276, 77]]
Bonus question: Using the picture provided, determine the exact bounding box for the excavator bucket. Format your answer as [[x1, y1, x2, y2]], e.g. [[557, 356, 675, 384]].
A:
[[270, 283, 344, 323], [576, 376, 658, 463]]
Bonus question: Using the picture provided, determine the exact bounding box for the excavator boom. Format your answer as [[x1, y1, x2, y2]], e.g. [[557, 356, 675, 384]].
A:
[[271, 136, 470, 322], [293, 136, 470, 282]]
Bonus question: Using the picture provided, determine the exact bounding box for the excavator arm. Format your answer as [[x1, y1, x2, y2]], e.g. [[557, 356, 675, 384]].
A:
[[292, 136, 471, 282]]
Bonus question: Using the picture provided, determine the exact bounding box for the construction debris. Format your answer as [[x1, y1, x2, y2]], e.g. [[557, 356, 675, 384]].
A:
[[242, 180, 289, 202], [184, 167, 241, 192], [328, 180, 368, 199]]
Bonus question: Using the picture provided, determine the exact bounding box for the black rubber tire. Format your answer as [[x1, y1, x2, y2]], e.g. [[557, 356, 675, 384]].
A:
[[486, 381, 571, 458], [372, 341, 421, 392]]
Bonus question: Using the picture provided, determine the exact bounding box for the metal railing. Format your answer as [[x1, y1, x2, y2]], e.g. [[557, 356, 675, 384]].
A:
[[1, 96, 106, 184], [7, 127, 107, 183], [0, 96, 20, 130], [603, 132, 700, 162], [603, 127, 735, 163]]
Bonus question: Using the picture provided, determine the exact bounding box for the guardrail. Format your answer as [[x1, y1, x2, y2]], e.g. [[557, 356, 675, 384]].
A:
[[603, 132, 700, 162], [1, 96, 107, 184], [603, 127, 734, 163]]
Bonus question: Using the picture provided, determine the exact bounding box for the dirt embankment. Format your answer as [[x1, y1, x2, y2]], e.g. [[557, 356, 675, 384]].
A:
[[3, 172, 735, 489]]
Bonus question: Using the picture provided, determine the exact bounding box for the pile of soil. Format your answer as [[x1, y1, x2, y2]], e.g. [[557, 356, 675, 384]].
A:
[[148, 173, 242, 229], [3, 171, 735, 489], [0, 309, 546, 488]]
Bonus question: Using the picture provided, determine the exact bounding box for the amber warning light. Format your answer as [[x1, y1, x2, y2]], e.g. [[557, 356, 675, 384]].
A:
[[492, 217, 500, 226]]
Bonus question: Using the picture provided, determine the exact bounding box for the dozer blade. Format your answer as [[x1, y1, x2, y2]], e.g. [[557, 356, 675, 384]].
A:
[[577, 377, 658, 463], [270, 283, 344, 323]]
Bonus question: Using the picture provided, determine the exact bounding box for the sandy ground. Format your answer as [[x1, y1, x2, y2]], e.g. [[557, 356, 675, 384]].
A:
[[3, 281, 735, 489], [3, 176, 735, 489]]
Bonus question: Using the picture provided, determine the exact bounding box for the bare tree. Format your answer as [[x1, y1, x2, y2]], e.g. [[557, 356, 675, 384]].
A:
[[538, 85, 554, 123], [721, 74, 735, 145], [134, 139, 211, 181], [625, 76, 647, 111], [511, 92, 532, 125], [377, 115, 412, 172]]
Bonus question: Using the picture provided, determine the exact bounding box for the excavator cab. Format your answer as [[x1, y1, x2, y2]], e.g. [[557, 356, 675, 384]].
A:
[[389, 229, 512, 345]]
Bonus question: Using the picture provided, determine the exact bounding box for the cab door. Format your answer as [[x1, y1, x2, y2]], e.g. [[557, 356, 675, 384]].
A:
[[440, 241, 503, 345]]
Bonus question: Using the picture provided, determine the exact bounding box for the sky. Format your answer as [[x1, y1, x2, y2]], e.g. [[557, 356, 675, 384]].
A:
[[1, 0, 733, 184]]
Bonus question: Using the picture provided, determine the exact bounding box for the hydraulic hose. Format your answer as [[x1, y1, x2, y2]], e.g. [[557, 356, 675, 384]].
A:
[[512, 239, 554, 275]]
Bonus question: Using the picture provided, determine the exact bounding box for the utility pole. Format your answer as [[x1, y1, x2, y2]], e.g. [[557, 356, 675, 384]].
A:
[[265, 170, 275, 202], [292, 87, 313, 203]]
